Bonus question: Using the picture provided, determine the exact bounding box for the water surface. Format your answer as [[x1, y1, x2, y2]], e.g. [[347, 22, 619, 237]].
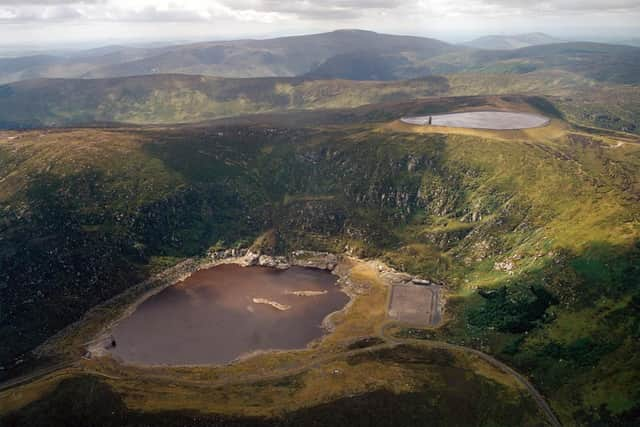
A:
[[111, 264, 347, 365], [401, 111, 549, 130]]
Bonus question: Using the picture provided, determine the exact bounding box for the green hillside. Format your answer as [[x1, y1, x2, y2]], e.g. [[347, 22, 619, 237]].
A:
[[429, 43, 640, 84], [1, 95, 639, 424], [1, 70, 638, 135], [0, 75, 450, 127]]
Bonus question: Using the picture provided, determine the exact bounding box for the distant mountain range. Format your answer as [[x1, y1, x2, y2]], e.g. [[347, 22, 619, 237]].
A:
[[0, 30, 455, 84], [620, 38, 640, 47], [463, 33, 564, 50], [0, 30, 639, 87]]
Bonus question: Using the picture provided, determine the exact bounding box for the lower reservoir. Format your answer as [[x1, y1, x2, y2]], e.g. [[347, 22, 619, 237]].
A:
[[110, 264, 348, 365]]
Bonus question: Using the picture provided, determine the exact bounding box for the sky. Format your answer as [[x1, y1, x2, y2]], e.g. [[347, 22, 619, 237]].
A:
[[0, 0, 639, 48]]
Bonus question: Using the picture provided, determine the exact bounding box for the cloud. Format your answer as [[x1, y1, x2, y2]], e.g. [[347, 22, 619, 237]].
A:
[[481, 0, 640, 12], [0, 5, 84, 21], [219, 0, 404, 19], [100, 5, 211, 22], [0, 1, 407, 22], [0, 0, 639, 33], [0, 2, 212, 22], [0, 1, 102, 4]]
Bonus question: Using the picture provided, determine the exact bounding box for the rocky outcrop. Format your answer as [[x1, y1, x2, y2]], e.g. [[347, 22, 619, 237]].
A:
[[208, 248, 248, 261], [494, 258, 517, 275], [243, 250, 260, 266], [208, 248, 290, 269], [285, 290, 328, 297], [290, 250, 338, 271], [376, 261, 443, 287], [257, 255, 290, 269], [212, 249, 340, 271]]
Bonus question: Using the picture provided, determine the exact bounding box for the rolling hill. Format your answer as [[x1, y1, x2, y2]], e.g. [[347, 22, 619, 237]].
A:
[[1, 30, 639, 88], [1, 70, 638, 135], [0, 74, 450, 127], [0, 30, 458, 84]]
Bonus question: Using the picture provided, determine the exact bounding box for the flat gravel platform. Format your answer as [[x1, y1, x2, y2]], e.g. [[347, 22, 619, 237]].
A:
[[388, 284, 442, 326], [401, 111, 550, 130]]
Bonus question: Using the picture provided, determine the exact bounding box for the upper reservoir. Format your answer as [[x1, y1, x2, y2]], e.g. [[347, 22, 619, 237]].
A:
[[110, 264, 348, 365], [400, 111, 550, 130]]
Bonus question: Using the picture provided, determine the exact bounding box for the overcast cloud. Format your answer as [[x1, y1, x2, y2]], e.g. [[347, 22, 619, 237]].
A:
[[0, 0, 638, 47]]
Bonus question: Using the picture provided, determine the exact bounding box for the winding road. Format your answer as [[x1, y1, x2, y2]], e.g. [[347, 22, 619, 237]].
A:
[[1, 322, 561, 427], [378, 322, 561, 427]]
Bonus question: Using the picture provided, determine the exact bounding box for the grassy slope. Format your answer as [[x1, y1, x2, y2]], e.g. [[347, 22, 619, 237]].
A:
[[0, 128, 270, 364], [0, 75, 449, 127], [2, 346, 543, 427], [1, 70, 638, 136], [1, 96, 639, 424], [431, 42, 640, 85], [379, 125, 640, 424], [446, 71, 640, 133]]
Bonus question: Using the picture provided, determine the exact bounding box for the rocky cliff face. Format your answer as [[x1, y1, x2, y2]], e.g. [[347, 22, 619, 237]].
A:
[[208, 248, 339, 272]]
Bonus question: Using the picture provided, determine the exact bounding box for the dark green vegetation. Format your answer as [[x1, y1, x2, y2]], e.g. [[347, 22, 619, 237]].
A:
[[3, 346, 544, 427]]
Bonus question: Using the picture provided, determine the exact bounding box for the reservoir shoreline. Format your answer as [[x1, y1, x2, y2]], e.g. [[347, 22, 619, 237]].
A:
[[36, 248, 442, 369], [85, 250, 351, 366]]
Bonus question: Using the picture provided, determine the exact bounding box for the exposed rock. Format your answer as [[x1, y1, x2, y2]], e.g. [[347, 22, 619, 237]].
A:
[[494, 259, 516, 275], [209, 248, 248, 261], [290, 250, 338, 270], [258, 255, 290, 270], [406, 155, 418, 172], [285, 290, 328, 297], [381, 271, 413, 285], [243, 250, 260, 266], [252, 298, 291, 311], [376, 261, 443, 287]]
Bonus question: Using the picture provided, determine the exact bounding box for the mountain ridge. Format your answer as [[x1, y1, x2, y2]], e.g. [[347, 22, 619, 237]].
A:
[[463, 32, 564, 50]]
